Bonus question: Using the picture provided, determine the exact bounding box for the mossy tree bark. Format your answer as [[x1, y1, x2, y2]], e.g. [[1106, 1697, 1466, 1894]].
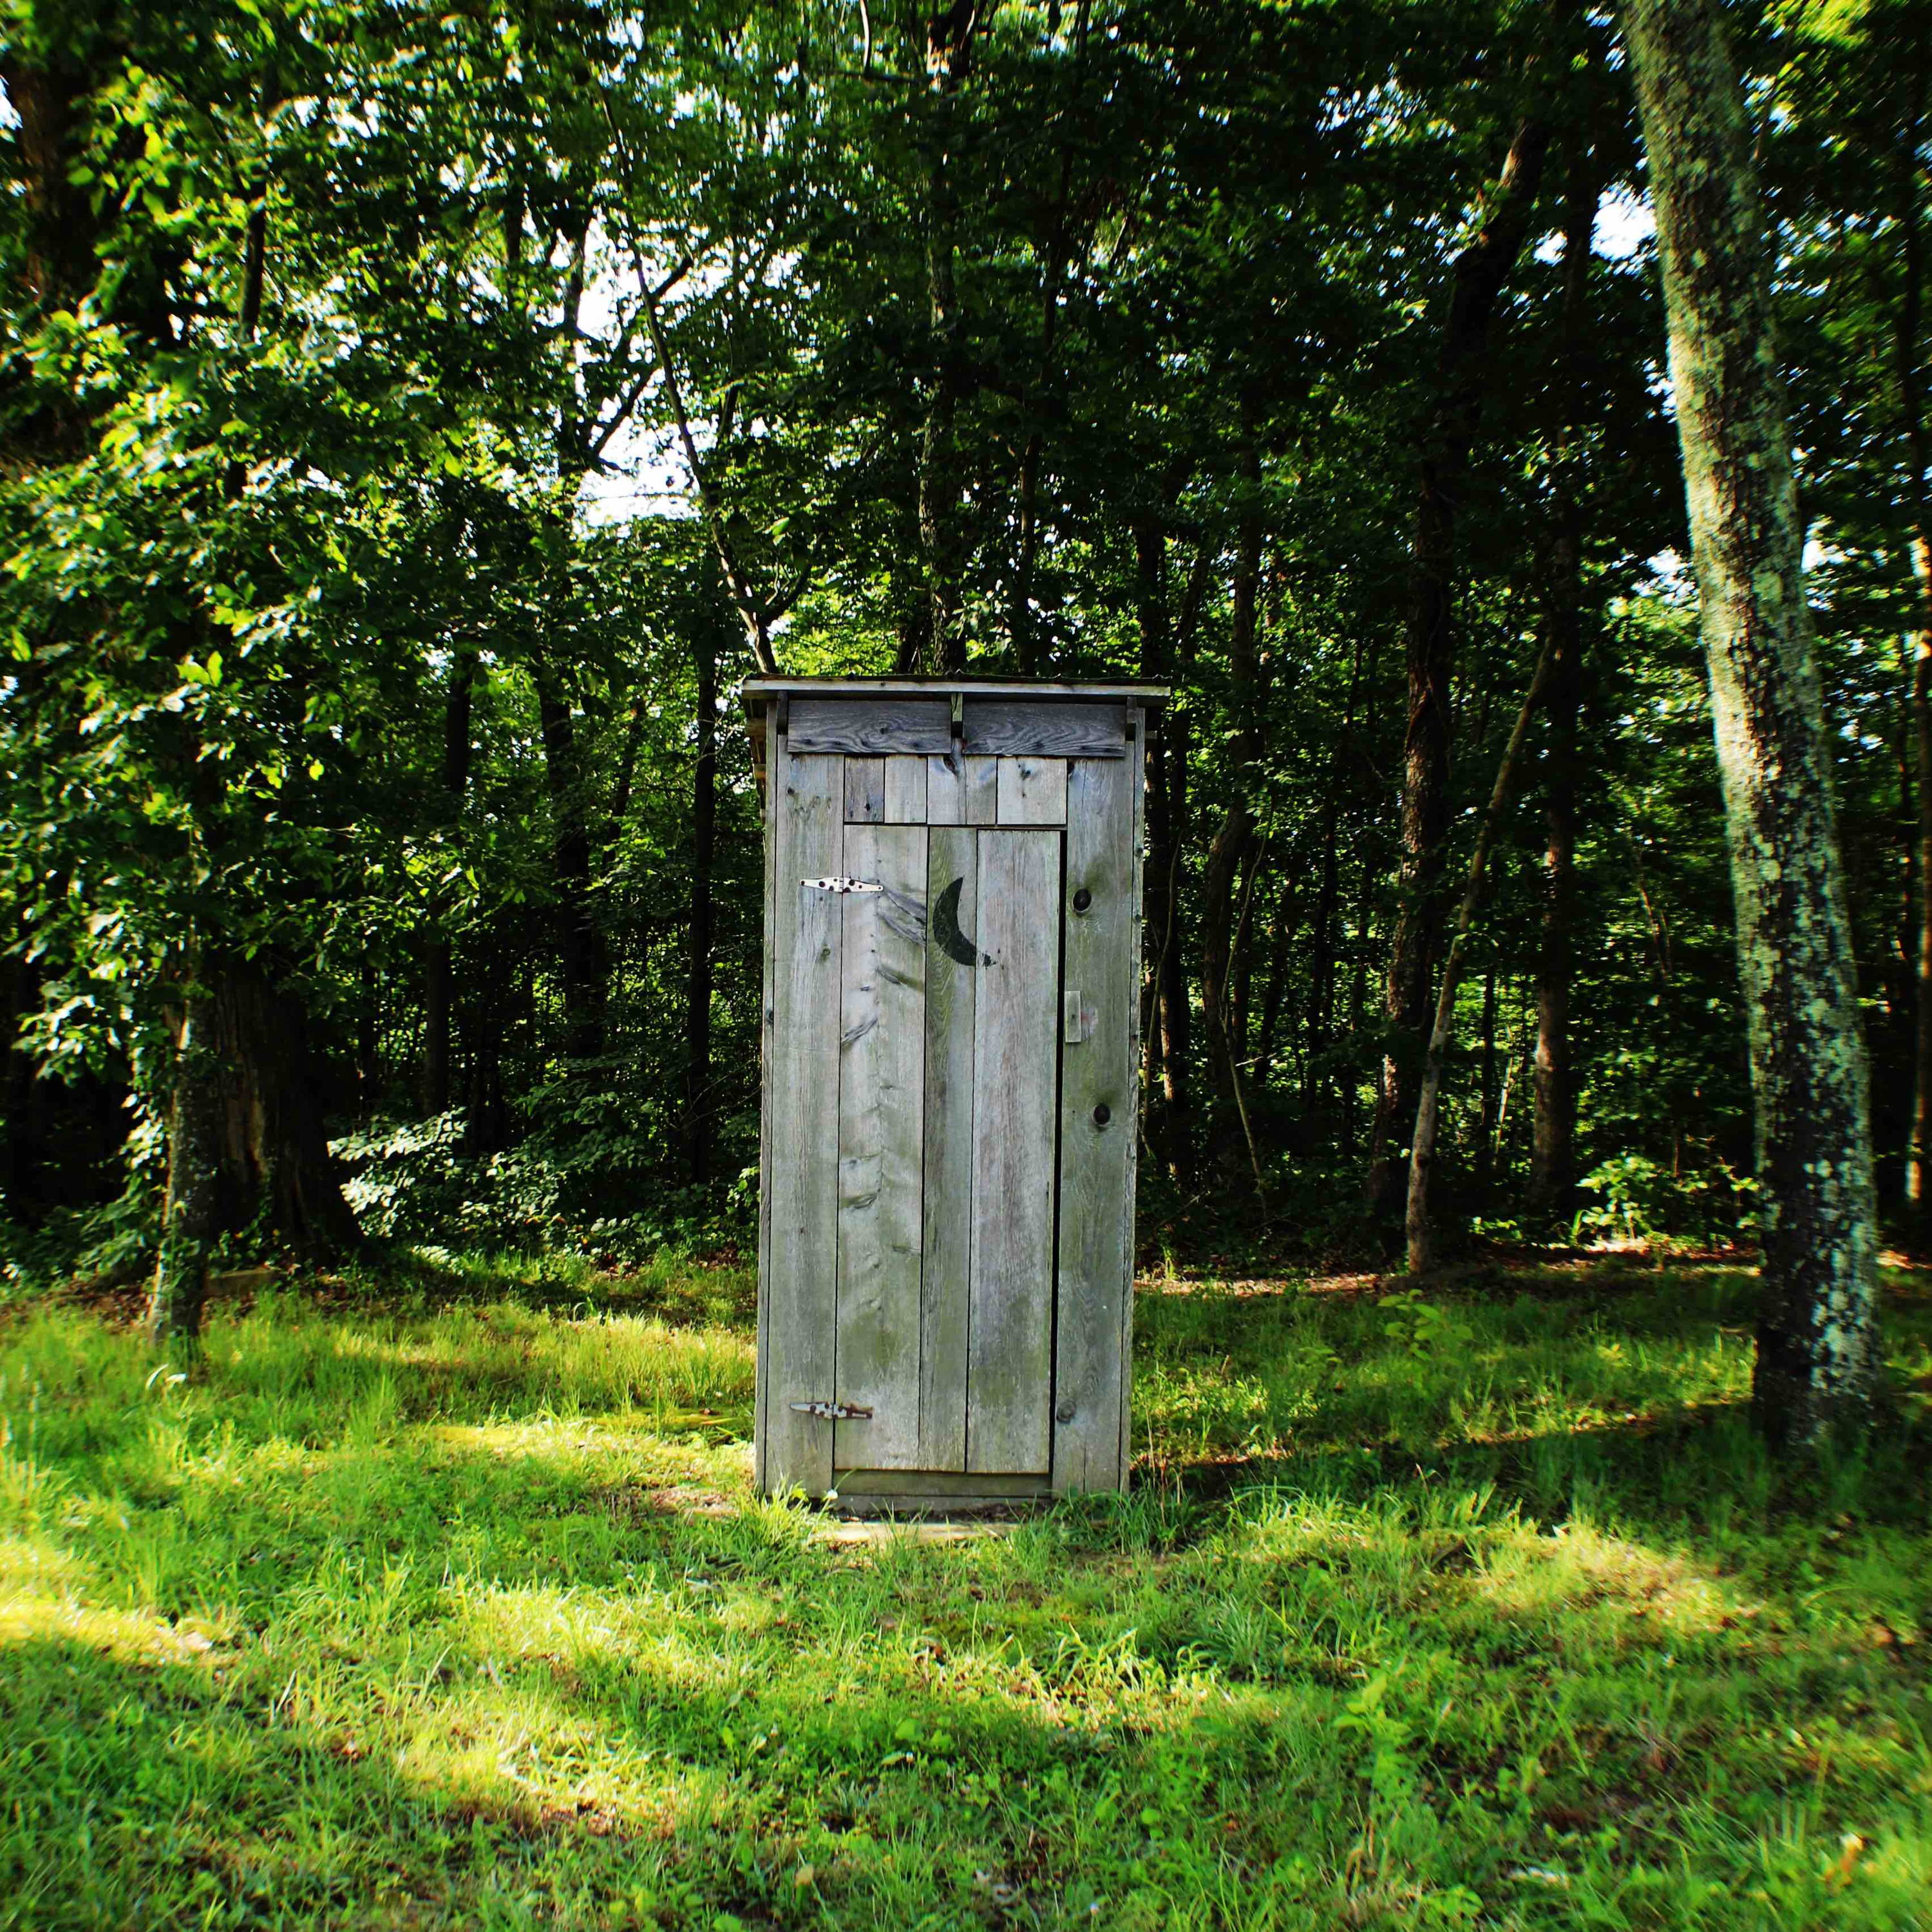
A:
[[1624, 0, 1882, 1442], [1893, 73, 1932, 1243]]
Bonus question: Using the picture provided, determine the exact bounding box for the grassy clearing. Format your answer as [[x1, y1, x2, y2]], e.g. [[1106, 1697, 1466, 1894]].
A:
[[1, 1253, 1928, 1931]]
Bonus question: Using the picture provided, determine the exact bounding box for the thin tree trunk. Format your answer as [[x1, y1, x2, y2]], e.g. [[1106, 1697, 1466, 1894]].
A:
[[1531, 149, 1604, 1220], [1137, 515, 1204, 1141], [463, 922, 509, 1156], [359, 959, 380, 1115], [1406, 640, 1553, 1273], [1625, 0, 1881, 1443], [1368, 113, 1551, 1215], [1306, 630, 1370, 1121], [917, 2, 995, 672], [1134, 515, 1178, 1115], [534, 657, 607, 1065], [1010, 0, 1092, 673], [1341, 849, 1378, 1159], [148, 976, 222, 1352], [1229, 836, 1264, 1061], [422, 649, 477, 1115], [686, 574, 721, 1183], [1255, 878, 1299, 1087], [1200, 426, 1265, 1167], [1478, 967, 1499, 1182]]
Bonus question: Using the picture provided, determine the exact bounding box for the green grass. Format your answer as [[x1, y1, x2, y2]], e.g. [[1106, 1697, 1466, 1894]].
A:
[[2, 1253, 1929, 1931]]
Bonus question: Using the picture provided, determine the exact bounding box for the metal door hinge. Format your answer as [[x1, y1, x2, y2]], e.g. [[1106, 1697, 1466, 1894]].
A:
[[790, 1399, 874, 1421], [804, 878, 882, 894]]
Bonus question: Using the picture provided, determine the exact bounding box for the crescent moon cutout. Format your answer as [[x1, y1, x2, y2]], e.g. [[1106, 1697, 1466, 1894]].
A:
[[932, 876, 985, 967]]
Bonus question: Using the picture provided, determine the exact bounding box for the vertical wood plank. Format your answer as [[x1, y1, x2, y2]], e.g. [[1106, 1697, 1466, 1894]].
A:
[[962, 756, 1000, 825], [834, 824, 928, 1470], [753, 731, 783, 1492], [928, 753, 999, 825], [919, 826, 977, 1469], [1119, 724, 1146, 1481], [968, 828, 1061, 1474], [884, 756, 929, 823], [845, 757, 885, 822], [927, 754, 964, 826], [997, 756, 1068, 825], [1052, 755, 1138, 1492], [762, 754, 844, 1495]]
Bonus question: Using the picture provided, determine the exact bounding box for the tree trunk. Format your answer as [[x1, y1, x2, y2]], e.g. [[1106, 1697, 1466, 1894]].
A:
[[1368, 114, 1551, 1215], [1406, 640, 1553, 1273], [686, 576, 721, 1183], [212, 952, 360, 1255], [147, 945, 357, 1347], [916, 2, 994, 672], [358, 959, 381, 1115], [463, 922, 510, 1156], [148, 978, 222, 1352], [1134, 507, 1198, 1150], [533, 657, 607, 1065], [1255, 878, 1299, 1089], [1477, 967, 1499, 1182], [1530, 150, 1604, 1220], [422, 649, 477, 1115], [1893, 73, 1932, 1240], [1200, 428, 1265, 1162], [1009, 0, 1091, 674], [1625, 0, 1881, 1443], [1340, 849, 1378, 1159], [1305, 630, 1369, 1123]]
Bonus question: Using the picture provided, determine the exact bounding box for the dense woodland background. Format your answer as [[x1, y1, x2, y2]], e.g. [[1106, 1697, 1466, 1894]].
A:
[[0, 0, 1924, 1282]]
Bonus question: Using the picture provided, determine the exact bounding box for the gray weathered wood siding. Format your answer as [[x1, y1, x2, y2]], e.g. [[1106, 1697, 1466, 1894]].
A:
[[760, 746, 845, 1495], [749, 681, 1162, 1506]]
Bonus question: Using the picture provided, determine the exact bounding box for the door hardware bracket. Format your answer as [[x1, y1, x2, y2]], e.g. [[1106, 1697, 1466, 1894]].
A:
[[790, 1400, 874, 1422]]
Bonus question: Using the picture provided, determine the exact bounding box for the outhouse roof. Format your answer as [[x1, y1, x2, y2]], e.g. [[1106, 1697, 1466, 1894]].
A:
[[738, 677, 1169, 787]]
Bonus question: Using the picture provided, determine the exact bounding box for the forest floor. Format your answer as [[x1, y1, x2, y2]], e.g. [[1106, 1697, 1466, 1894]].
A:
[[1, 1249, 1929, 1932]]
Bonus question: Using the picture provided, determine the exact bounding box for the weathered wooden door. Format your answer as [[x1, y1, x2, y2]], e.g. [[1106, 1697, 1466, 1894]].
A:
[[761, 751, 1066, 1492], [832, 817, 1062, 1478]]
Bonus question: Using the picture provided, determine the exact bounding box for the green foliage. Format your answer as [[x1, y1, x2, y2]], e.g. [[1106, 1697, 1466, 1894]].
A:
[[0, 1256, 1927, 1927], [331, 1112, 750, 1263]]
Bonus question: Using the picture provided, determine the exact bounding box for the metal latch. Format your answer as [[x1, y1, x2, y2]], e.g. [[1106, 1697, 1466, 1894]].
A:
[[790, 1400, 874, 1421], [804, 878, 882, 894]]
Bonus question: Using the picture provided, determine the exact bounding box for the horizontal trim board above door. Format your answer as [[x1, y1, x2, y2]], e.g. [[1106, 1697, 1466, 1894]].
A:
[[963, 703, 1126, 757], [791, 698, 951, 755], [788, 697, 1128, 760]]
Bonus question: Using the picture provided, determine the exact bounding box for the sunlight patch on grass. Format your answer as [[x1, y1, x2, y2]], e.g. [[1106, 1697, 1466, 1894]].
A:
[[1473, 1518, 1755, 1636]]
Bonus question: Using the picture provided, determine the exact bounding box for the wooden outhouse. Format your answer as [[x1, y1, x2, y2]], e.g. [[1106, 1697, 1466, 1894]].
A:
[[742, 678, 1167, 1511]]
